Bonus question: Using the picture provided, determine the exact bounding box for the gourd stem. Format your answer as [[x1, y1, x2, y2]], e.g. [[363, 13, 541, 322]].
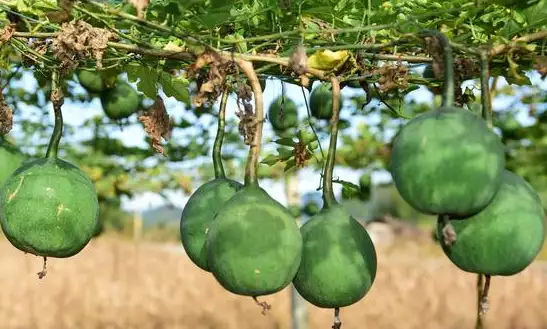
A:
[[418, 30, 455, 108], [475, 274, 485, 329], [480, 52, 493, 129], [45, 70, 64, 160], [212, 89, 228, 179], [322, 77, 341, 209], [238, 60, 264, 186]]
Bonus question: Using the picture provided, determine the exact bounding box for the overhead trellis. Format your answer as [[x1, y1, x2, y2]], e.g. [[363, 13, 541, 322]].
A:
[[1, 0, 547, 108]]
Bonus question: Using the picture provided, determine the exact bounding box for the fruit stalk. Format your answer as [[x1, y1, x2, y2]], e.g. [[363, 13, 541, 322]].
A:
[[237, 59, 264, 186], [475, 52, 494, 328], [322, 77, 342, 209], [480, 52, 493, 129], [475, 274, 485, 329], [45, 69, 64, 159], [213, 89, 229, 179], [418, 30, 455, 108]]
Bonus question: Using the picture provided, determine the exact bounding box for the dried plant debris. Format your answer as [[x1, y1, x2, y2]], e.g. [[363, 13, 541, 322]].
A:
[[289, 45, 308, 76], [0, 96, 13, 135], [294, 141, 312, 167], [377, 63, 409, 93], [139, 96, 173, 155], [235, 81, 258, 145], [46, 0, 76, 23], [534, 56, 547, 79], [52, 20, 116, 72], [0, 24, 15, 43], [129, 0, 150, 18], [186, 50, 236, 107]]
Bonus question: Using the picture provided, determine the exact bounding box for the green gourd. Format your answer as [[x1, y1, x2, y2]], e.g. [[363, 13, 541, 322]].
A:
[[292, 80, 377, 322], [309, 83, 342, 120], [0, 73, 98, 260], [205, 76, 302, 297], [438, 170, 545, 276], [180, 92, 243, 272], [100, 81, 141, 120], [390, 30, 505, 218], [77, 71, 106, 94], [268, 96, 299, 132]]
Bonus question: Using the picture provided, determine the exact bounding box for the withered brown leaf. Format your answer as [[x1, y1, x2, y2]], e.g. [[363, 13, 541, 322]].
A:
[[139, 96, 172, 155], [129, 0, 150, 19]]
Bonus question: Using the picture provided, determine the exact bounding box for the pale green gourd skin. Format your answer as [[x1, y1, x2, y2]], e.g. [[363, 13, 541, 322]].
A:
[[293, 204, 377, 308], [180, 178, 243, 271], [205, 185, 303, 297], [0, 158, 99, 258]]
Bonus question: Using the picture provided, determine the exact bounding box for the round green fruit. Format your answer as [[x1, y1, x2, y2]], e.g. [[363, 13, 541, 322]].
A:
[[390, 107, 505, 217], [100, 81, 141, 120], [438, 170, 545, 276], [205, 185, 303, 296], [77, 71, 106, 94], [0, 158, 99, 258], [268, 96, 299, 132], [302, 201, 320, 216], [180, 178, 242, 271], [310, 83, 342, 120], [293, 204, 377, 308], [0, 139, 25, 187]]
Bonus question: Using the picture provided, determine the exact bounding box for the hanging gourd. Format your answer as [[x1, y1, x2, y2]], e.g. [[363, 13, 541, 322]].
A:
[[180, 90, 243, 272], [0, 70, 99, 277], [205, 61, 303, 299], [292, 77, 377, 328], [390, 30, 505, 218]]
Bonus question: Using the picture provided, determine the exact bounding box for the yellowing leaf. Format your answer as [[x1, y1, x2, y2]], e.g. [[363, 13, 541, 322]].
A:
[[163, 40, 186, 52], [307, 50, 349, 71]]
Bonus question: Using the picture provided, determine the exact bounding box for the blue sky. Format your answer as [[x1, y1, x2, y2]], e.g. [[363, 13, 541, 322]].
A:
[[9, 68, 546, 213]]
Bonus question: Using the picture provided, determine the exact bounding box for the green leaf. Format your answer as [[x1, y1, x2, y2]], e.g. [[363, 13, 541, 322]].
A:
[[284, 158, 297, 172], [125, 65, 158, 98], [274, 137, 296, 147], [261, 155, 281, 166], [277, 147, 293, 160], [159, 72, 190, 104]]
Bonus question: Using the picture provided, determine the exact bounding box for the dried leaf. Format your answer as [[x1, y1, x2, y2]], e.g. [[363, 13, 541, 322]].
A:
[[52, 20, 117, 73], [0, 96, 13, 135], [138, 96, 172, 155], [129, 0, 150, 19], [0, 24, 15, 43]]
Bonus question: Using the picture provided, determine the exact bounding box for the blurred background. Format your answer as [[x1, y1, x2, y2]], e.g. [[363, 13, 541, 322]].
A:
[[2, 60, 547, 329]]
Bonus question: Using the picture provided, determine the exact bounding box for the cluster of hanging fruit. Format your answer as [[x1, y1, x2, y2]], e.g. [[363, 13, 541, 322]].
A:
[[390, 30, 546, 304], [180, 72, 377, 327], [77, 70, 142, 121], [0, 71, 99, 277]]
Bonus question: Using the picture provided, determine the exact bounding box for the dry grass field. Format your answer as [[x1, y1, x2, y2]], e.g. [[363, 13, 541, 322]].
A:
[[0, 236, 545, 329]]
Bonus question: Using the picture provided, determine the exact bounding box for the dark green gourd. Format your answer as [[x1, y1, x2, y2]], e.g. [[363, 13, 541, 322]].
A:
[[438, 170, 545, 276], [0, 73, 98, 261], [205, 74, 302, 297], [310, 83, 343, 120], [292, 79, 377, 325], [180, 92, 243, 272], [268, 96, 299, 132], [77, 70, 106, 94], [390, 30, 505, 217], [100, 81, 141, 120]]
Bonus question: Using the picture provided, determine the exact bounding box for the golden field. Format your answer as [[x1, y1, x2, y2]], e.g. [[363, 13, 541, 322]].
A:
[[0, 236, 545, 329]]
